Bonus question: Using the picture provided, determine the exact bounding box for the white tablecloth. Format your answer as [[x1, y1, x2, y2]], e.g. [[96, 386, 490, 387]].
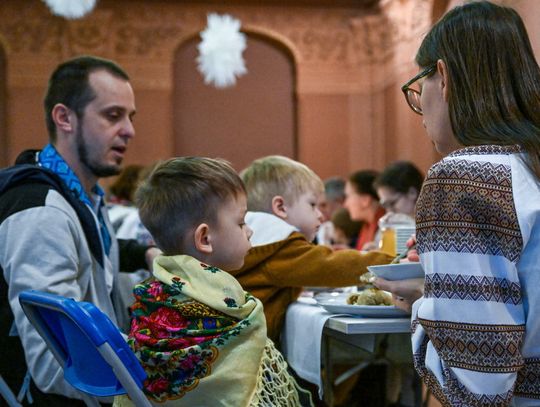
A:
[[282, 299, 412, 398], [281, 299, 339, 397]]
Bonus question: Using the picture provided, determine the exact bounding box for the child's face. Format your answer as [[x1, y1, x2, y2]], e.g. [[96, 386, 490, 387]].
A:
[[208, 193, 252, 271], [286, 191, 324, 242]]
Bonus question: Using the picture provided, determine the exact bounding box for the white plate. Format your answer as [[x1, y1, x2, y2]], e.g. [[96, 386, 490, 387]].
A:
[[367, 262, 424, 281], [315, 293, 408, 318]]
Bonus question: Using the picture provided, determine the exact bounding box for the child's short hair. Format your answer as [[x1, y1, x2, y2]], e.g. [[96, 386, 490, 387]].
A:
[[136, 157, 245, 254], [241, 155, 324, 212]]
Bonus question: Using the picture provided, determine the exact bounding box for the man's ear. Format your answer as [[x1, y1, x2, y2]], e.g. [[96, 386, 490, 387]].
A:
[[437, 59, 449, 102], [271, 195, 287, 220], [194, 223, 213, 254], [51, 103, 76, 134]]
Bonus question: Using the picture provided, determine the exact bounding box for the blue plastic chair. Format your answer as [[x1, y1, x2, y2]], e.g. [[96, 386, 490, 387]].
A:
[[0, 374, 21, 407], [18, 290, 152, 407]]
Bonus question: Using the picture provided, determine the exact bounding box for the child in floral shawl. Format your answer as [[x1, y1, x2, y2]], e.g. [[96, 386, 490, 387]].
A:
[[114, 157, 309, 407]]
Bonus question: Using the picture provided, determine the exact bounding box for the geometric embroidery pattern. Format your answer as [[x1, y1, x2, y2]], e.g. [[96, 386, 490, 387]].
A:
[[413, 332, 514, 407], [447, 144, 522, 158], [39, 143, 111, 255], [424, 274, 522, 305], [515, 357, 540, 399], [416, 157, 522, 263], [418, 318, 525, 373]]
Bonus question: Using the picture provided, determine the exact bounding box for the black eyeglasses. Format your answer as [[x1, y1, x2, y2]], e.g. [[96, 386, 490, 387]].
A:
[[380, 194, 403, 211], [401, 64, 436, 115]]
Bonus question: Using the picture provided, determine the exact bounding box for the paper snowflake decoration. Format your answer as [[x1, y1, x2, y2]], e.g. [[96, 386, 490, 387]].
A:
[[42, 0, 97, 20], [197, 13, 247, 89]]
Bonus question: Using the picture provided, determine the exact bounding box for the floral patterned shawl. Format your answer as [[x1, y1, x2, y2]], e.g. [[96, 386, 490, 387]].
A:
[[116, 255, 268, 406]]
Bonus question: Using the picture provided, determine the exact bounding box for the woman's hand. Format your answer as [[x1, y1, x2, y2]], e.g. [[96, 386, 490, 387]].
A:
[[404, 235, 419, 262], [373, 277, 424, 313]]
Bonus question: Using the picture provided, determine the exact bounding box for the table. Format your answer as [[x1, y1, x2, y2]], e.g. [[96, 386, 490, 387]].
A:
[[282, 301, 416, 406], [322, 316, 413, 406]]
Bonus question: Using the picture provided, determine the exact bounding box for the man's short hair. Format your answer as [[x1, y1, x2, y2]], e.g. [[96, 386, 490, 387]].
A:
[[44, 55, 129, 142], [241, 155, 324, 213], [136, 157, 245, 255]]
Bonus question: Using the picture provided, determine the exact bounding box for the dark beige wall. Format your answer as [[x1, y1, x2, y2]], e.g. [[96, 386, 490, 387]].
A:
[[173, 34, 295, 172], [4, 0, 537, 180], [0, 0, 439, 179]]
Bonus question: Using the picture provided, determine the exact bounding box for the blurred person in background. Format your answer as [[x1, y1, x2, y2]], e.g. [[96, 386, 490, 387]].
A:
[[316, 176, 346, 246], [374, 161, 423, 219], [344, 170, 385, 251], [330, 207, 363, 249], [108, 163, 144, 231]]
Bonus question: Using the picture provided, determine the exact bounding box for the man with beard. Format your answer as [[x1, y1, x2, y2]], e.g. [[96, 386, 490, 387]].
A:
[[0, 56, 159, 405]]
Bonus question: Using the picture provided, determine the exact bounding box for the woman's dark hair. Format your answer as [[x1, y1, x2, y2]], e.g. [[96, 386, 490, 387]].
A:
[[416, 1, 540, 179], [348, 170, 379, 200], [374, 161, 424, 194]]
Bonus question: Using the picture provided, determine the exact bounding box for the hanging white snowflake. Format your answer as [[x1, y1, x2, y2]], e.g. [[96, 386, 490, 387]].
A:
[[42, 0, 97, 20], [197, 13, 247, 89]]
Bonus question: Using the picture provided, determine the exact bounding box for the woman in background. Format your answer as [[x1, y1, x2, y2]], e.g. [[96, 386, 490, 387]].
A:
[[374, 161, 423, 218], [344, 169, 385, 251]]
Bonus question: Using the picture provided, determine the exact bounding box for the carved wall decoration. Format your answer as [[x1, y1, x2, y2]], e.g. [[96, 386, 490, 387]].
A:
[[0, 0, 440, 175], [1, 4, 63, 56]]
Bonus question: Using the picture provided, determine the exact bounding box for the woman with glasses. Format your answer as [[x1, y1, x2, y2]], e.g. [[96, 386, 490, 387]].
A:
[[376, 1, 540, 405], [374, 161, 424, 218]]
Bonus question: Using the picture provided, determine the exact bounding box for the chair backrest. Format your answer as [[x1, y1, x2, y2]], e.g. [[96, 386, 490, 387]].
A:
[[19, 290, 152, 406]]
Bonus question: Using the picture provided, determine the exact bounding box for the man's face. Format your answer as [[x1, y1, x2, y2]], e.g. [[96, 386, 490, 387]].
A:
[[76, 70, 136, 178]]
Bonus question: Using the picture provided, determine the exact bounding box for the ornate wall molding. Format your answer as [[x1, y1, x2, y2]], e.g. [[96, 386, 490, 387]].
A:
[[0, 1, 430, 64], [0, 0, 434, 93]]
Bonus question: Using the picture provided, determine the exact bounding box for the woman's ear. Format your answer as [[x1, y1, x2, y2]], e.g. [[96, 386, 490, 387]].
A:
[[193, 223, 213, 254], [271, 195, 287, 220], [437, 59, 450, 102], [51, 103, 76, 134]]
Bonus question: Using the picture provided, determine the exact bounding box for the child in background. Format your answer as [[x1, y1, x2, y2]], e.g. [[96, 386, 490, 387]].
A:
[[107, 164, 144, 231], [115, 157, 308, 406], [229, 155, 393, 343], [330, 207, 363, 249]]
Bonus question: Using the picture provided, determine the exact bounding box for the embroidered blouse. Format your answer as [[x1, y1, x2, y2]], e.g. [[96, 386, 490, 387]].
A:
[[412, 145, 540, 406]]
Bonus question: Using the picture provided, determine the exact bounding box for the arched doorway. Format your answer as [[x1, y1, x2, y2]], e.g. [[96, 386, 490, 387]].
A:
[[173, 33, 296, 171]]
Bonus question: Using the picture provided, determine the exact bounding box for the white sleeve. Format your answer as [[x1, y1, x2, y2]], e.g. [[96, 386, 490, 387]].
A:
[[412, 157, 525, 406], [1, 205, 85, 399]]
